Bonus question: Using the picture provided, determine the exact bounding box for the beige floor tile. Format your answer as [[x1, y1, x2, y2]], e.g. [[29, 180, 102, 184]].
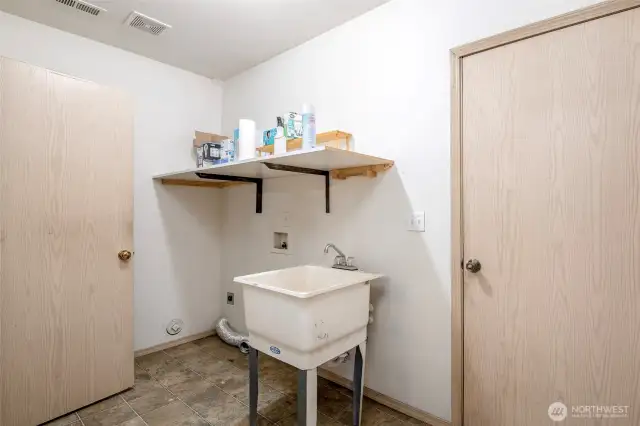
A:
[[235, 383, 294, 422], [229, 352, 250, 370], [341, 397, 386, 422], [163, 342, 203, 360], [227, 413, 273, 425], [129, 344, 415, 426], [148, 358, 201, 387], [121, 372, 165, 402], [235, 381, 277, 405], [336, 406, 405, 426], [262, 357, 296, 375], [191, 336, 224, 352], [81, 403, 137, 426], [119, 418, 147, 426], [205, 363, 246, 389], [178, 351, 230, 376], [262, 371, 298, 398], [77, 395, 124, 418], [167, 375, 221, 400], [136, 351, 174, 372], [188, 391, 248, 425], [40, 412, 80, 426], [134, 363, 151, 378], [216, 370, 249, 398], [142, 401, 208, 426], [259, 363, 291, 383], [258, 394, 296, 423], [128, 387, 177, 415], [317, 386, 352, 418], [365, 400, 418, 423], [179, 382, 227, 406], [318, 377, 350, 395], [195, 336, 243, 362], [276, 411, 339, 426]]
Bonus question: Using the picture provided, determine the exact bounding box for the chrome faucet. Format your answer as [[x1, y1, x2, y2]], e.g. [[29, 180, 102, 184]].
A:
[[324, 243, 358, 271]]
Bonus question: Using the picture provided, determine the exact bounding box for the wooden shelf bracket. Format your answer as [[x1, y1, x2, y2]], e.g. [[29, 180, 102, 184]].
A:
[[195, 172, 263, 213], [263, 163, 331, 213], [330, 163, 394, 180]]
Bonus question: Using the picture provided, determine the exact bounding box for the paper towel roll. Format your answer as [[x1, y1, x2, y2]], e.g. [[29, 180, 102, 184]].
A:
[[238, 119, 256, 161]]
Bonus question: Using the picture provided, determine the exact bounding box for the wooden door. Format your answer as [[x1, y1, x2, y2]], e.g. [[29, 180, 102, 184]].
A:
[[462, 7, 640, 426], [0, 58, 133, 425]]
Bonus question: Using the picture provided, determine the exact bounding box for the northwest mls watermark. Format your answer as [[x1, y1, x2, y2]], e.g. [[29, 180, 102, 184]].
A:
[[548, 402, 630, 422]]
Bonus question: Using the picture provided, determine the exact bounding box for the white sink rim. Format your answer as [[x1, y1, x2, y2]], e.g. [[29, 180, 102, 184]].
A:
[[234, 265, 383, 299]]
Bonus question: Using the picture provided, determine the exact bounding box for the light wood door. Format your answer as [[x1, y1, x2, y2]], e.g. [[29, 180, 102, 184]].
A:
[[0, 58, 133, 425], [462, 7, 640, 426]]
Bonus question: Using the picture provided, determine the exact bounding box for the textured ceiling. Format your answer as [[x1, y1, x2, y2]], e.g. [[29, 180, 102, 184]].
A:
[[0, 0, 391, 79]]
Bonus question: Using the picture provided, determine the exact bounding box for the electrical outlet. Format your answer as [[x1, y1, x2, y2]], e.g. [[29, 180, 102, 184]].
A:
[[227, 292, 234, 305], [409, 211, 425, 232]]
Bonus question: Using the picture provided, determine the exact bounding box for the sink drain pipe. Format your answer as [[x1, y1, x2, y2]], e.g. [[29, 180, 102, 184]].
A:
[[215, 318, 250, 354]]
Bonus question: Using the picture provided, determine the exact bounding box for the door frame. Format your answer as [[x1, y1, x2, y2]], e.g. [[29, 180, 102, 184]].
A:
[[449, 1, 640, 425]]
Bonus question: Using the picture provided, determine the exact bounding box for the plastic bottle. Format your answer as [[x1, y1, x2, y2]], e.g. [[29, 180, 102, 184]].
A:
[[301, 103, 316, 150], [275, 117, 287, 155]]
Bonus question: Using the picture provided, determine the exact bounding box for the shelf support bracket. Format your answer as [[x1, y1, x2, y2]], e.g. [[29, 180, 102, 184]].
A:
[[263, 163, 331, 213], [195, 173, 263, 213]]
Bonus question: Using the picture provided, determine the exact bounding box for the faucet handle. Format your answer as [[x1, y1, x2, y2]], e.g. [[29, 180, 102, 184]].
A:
[[346, 257, 355, 267], [334, 255, 346, 266]]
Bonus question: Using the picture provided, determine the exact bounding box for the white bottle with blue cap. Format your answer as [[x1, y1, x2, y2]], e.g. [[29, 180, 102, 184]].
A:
[[301, 103, 316, 150]]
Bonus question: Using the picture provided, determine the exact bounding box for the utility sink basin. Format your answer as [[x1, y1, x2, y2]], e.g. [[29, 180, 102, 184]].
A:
[[234, 265, 383, 369]]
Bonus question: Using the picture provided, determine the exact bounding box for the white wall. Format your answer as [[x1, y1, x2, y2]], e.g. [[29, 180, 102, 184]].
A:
[[221, 0, 599, 420], [0, 11, 224, 351]]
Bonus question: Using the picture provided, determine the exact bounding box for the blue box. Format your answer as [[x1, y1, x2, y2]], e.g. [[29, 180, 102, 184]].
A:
[[263, 128, 276, 146]]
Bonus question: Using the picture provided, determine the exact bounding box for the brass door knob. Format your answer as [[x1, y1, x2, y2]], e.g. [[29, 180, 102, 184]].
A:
[[465, 259, 481, 273], [118, 250, 132, 261]]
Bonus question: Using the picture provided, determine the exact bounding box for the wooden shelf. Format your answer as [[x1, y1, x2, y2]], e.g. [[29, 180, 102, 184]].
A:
[[154, 146, 394, 213], [154, 146, 392, 183], [256, 130, 351, 154]]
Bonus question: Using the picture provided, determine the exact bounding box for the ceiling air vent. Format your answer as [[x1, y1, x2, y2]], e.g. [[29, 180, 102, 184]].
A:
[[125, 11, 172, 36], [54, 0, 106, 16]]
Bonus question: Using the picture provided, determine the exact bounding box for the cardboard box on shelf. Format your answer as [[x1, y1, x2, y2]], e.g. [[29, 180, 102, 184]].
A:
[[193, 131, 228, 147], [193, 131, 234, 165]]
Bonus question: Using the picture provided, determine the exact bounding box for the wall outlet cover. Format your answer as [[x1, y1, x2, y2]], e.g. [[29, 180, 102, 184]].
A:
[[227, 292, 235, 305], [409, 211, 426, 232], [272, 211, 292, 229], [282, 211, 291, 228]]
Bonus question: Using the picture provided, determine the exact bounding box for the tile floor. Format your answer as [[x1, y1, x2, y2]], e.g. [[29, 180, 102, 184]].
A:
[[43, 336, 427, 426]]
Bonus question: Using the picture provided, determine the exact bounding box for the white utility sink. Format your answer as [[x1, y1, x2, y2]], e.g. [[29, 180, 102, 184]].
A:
[[234, 265, 383, 369]]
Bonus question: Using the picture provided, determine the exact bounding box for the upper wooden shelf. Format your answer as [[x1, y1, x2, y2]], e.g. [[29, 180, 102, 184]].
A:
[[256, 130, 352, 154], [154, 146, 393, 187]]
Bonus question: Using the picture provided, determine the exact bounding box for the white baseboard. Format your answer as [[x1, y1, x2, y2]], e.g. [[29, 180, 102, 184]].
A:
[[134, 330, 215, 358]]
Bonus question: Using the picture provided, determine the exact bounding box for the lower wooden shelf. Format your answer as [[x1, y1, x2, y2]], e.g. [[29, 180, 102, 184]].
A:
[[154, 146, 394, 214]]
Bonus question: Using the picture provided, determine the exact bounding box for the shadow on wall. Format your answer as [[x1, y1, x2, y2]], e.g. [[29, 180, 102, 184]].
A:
[[220, 167, 451, 411], [150, 182, 223, 339]]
